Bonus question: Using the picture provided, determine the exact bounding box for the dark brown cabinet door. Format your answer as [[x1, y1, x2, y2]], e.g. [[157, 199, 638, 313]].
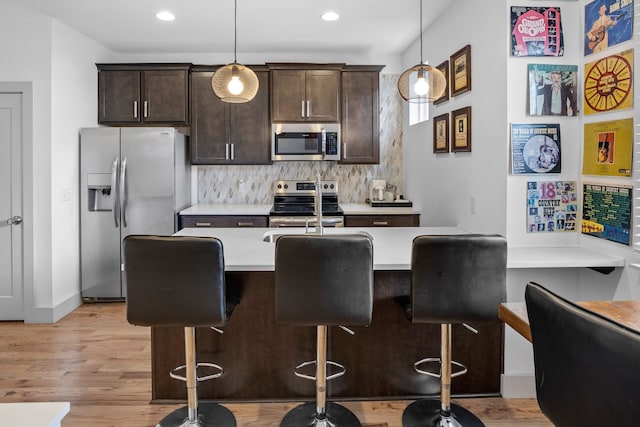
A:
[[270, 70, 306, 122], [229, 71, 271, 164], [191, 69, 270, 165], [142, 70, 189, 123], [305, 70, 340, 122], [271, 68, 340, 122], [191, 71, 229, 163], [179, 215, 268, 229], [98, 70, 141, 124], [341, 69, 381, 164]]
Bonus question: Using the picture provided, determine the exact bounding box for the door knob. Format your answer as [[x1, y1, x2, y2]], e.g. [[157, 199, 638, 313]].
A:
[[6, 215, 23, 225]]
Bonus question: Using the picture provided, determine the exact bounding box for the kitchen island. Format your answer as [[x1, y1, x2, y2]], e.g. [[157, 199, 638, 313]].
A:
[[151, 227, 503, 402]]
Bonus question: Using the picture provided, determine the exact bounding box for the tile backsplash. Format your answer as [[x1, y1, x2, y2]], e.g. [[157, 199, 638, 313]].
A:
[[197, 74, 403, 204]]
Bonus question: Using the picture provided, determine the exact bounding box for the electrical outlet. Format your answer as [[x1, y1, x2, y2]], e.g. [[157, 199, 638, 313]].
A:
[[238, 179, 246, 195], [62, 188, 72, 202], [470, 196, 477, 214]]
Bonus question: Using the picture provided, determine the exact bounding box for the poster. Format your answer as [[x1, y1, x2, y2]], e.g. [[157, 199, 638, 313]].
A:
[[528, 64, 579, 116], [584, 0, 634, 56], [527, 181, 577, 233], [582, 183, 632, 245], [582, 118, 633, 176], [511, 6, 564, 57], [583, 48, 634, 115], [512, 124, 561, 174]]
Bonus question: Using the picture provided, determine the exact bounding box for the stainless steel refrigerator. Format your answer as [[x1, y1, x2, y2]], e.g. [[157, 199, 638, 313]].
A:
[[80, 127, 191, 301]]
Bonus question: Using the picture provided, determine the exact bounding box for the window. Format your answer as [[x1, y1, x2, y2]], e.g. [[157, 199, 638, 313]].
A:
[[409, 101, 429, 125]]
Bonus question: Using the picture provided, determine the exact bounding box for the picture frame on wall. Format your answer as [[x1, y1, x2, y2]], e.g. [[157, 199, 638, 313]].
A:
[[433, 113, 450, 153], [451, 106, 472, 152], [450, 45, 472, 96], [434, 60, 450, 105]]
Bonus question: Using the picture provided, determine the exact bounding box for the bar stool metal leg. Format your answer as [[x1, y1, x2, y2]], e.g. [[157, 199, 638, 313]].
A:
[[281, 326, 361, 427], [157, 327, 236, 427], [402, 324, 484, 427]]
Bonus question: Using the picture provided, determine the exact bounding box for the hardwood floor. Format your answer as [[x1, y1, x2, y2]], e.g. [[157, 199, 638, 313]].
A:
[[0, 303, 552, 426]]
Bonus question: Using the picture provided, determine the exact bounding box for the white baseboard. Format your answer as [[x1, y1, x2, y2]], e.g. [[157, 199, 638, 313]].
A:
[[25, 292, 82, 323], [501, 373, 536, 398]]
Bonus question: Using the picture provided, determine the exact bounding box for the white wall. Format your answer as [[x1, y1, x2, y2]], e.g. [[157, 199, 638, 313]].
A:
[[50, 20, 113, 314], [402, 0, 508, 235], [1, 12, 115, 321]]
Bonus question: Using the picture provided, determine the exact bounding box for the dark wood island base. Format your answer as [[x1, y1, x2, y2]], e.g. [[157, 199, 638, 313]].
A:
[[150, 271, 503, 402]]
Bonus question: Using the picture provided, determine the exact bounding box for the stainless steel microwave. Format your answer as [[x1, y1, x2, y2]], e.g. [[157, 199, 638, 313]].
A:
[[272, 123, 340, 161]]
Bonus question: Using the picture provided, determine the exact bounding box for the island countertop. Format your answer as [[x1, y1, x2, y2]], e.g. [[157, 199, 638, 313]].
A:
[[175, 226, 467, 271]]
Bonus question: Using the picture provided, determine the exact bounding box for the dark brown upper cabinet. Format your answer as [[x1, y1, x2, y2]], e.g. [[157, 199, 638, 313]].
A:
[[340, 65, 384, 164], [269, 64, 343, 123], [97, 64, 190, 125], [190, 66, 271, 165]]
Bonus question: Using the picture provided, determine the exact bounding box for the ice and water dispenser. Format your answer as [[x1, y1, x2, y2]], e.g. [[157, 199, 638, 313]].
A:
[[87, 173, 113, 212]]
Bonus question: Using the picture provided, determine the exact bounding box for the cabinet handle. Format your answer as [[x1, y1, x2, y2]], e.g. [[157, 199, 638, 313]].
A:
[[236, 222, 254, 227], [343, 143, 347, 159], [133, 101, 138, 118], [225, 143, 230, 160], [195, 222, 212, 227], [373, 221, 389, 226], [143, 101, 148, 118], [301, 100, 305, 118], [230, 143, 235, 161], [307, 100, 311, 117]]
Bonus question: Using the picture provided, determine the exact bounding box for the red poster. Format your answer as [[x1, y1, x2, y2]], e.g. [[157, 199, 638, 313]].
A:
[[512, 7, 564, 57]]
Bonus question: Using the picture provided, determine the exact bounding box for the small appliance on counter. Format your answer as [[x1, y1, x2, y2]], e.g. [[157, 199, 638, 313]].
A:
[[368, 180, 413, 207]]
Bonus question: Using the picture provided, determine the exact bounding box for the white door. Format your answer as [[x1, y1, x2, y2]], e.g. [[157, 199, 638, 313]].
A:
[[0, 93, 23, 319]]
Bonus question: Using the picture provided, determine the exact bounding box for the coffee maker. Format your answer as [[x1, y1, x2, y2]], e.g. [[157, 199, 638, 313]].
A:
[[370, 179, 386, 203]]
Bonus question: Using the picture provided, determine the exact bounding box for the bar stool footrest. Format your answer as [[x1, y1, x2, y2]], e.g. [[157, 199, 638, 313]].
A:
[[402, 398, 484, 427], [170, 362, 224, 383], [294, 360, 346, 381], [414, 357, 468, 379]]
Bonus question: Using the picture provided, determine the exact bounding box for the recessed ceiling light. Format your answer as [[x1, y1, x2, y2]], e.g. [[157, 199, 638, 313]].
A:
[[155, 11, 175, 21], [321, 11, 340, 21]]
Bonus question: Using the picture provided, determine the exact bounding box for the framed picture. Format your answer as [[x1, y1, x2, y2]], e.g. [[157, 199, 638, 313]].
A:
[[434, 60, 450, 105], [451, 106, 471, 152], [450, 45, 472, 96], [433, 113, 450, 153]]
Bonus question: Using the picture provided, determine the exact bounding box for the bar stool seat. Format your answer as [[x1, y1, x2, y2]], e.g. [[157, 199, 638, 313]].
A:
[[123, 235, 237, 427], [275, 234, 374, 427], [401, 234, 507, 427]]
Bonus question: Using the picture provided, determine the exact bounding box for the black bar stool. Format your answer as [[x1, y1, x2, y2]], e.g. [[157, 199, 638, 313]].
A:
[[123, 235, 236, 427], [275, 234, 374, 427], [399, 234, 507, 427]]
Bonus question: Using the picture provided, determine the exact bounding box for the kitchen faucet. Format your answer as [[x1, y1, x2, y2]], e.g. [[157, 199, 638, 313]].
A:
[[315, 175, 323, 235]]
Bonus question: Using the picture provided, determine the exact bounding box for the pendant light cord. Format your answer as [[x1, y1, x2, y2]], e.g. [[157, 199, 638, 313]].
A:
[[419, 0, 423, 64], [233, 0, 238, 63]]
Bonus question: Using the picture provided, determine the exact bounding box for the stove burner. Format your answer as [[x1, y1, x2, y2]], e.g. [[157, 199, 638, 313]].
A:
[[269, 180, 343, 217]]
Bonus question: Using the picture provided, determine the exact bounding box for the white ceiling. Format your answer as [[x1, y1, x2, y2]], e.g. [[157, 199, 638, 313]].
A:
[[5, 0, 451, 57]]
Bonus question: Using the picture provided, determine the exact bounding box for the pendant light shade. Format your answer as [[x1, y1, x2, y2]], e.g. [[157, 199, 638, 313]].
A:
[[398, 0, 446, 103], [398, 63, 446, 103], [212, 0, 258, 103]]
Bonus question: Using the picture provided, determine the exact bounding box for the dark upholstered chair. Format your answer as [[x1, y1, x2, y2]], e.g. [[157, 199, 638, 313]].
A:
[[400, 234, 507, 427], [275, 234, 374, 427], [525, 282, 640, 427], [123, 235, 236, 427]]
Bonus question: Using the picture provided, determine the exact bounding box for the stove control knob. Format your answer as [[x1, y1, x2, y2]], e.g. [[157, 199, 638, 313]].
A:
[[277, 184, 282, 190], [284, 184, 289, 189], [329, 184, 335, 190], [323, 184, 329, 189]]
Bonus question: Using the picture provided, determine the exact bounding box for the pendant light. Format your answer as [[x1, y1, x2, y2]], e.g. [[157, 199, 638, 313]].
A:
[[398, 0, 446, 103], [212, 0, 259, 103]]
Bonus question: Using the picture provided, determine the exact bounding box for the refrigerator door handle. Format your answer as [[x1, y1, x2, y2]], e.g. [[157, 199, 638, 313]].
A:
[[120, 156, 128, 228], [111, 157, 119, 227]]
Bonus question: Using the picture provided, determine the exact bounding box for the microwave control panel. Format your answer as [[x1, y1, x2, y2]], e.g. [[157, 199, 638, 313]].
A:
[[326, 132, 338, 155]]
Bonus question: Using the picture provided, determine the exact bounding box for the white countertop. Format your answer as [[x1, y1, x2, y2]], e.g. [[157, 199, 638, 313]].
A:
[[0, 402, 70, 427], [175, 226, 466, 271], [180, 203, 420, 216], [507, 246, 625, 269]]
